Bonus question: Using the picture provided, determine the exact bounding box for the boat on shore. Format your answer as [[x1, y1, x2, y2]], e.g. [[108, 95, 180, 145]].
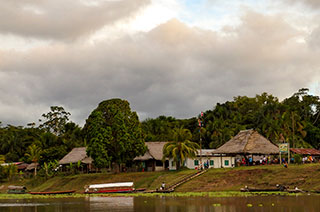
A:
[[7, 185, 27, 194], [29, 190, 76, 195], [85, 182, 135, 194], [240, 184, 287, 192]]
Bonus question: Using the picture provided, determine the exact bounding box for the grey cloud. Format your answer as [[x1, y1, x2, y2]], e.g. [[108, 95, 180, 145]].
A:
[[285, 0, 320, 9], [1, 10, 319, 126], [0, 0, 149, 40]]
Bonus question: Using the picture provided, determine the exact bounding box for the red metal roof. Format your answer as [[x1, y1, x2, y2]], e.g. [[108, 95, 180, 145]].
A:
[[290, 148, 320, 155]]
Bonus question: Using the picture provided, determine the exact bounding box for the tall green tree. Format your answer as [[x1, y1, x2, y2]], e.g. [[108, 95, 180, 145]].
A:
[[61, 122, 84, 152], [163, 127, 199, 170], [83, 99, 146, 171], [25, 144, 42, 176], [39, 106, 71, 136]]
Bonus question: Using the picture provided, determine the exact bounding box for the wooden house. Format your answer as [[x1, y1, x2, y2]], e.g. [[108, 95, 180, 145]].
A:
[[59, 147, 93, 172], [134, 142, 169, 171]]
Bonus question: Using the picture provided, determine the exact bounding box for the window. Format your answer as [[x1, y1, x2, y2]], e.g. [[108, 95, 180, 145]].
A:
[[156, 160, 163, 166], [210, 160, 214, 166], [194, 160, 199, 166], [171, 161, 175, 167], [224, 160, 229, 166]]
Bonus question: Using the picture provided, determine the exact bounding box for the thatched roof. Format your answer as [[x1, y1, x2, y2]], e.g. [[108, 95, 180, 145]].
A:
[[196, 149, 217, 156], [26, 163, 39, 170], [134, 142, 167, 161], [215, 129, 279, 155], [290, 148, 320, 156], [59, 147, 92, 165]]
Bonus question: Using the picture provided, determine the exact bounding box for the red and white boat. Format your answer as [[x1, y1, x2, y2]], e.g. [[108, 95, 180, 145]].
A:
[[85, 182, 135, 194]]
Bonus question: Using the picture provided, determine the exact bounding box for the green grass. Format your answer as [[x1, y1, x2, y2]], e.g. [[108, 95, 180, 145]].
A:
[[2, 164, 320, 195], [0, 191, 310, 200]]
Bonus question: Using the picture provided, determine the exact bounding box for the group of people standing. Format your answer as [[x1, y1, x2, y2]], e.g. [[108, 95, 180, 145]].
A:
[[238, 156, 271, 166]]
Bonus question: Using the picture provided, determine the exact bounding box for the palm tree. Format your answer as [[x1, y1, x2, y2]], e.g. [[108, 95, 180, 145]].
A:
[[163, 127, 200, 170], [25, 144, 42, 176]]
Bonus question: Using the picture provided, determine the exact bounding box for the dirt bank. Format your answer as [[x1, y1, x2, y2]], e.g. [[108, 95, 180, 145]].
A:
[[1, 164, 319, 193]]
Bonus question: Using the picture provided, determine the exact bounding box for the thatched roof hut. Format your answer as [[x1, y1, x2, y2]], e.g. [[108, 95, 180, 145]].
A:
[[215, 129, 279, 155], [59, 147, 92, 165], [26, 163, 39, 171], [134, 142, 167, 161]]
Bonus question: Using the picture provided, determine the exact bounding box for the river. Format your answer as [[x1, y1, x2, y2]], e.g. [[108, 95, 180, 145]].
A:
[[0, 195, 319, 211]]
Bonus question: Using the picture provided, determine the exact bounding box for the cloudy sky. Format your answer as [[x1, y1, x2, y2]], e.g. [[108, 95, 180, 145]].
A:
[[1, 0, 320, 126]]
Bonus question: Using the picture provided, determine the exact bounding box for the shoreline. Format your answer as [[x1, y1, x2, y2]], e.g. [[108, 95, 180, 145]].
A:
[[1, 164, 320, 198], [0, 191, 313, 200]]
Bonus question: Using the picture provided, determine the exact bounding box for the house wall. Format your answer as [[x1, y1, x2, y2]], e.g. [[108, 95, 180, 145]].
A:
[[168, 156, 235, 170], [155, 166, 165, 171], [139, 160, 166, 171]]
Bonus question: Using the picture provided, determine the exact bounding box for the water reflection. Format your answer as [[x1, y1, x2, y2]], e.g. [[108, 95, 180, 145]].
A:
[[88, 196, 133, 212], [1, 195, 320, 211]]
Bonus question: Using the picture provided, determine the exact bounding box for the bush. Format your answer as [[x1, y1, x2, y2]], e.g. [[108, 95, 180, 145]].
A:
[[293, 154, 302, 164]]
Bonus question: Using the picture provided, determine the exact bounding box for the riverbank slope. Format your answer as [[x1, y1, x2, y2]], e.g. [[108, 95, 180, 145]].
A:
[[1, 164, 320, 193]]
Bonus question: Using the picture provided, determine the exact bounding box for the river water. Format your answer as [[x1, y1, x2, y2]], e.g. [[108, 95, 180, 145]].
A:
[[0, 195, 319, 212]]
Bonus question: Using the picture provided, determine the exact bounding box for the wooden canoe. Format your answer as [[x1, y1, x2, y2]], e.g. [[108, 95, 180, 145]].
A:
[[240, 187, 283, 192], [85, 188, 134, 194], [29, 190, 76, 195]]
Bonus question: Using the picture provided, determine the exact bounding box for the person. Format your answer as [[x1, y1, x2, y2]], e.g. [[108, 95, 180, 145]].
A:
[[84, 185, 89, 193], [242, 158, 246, 166], [249, 157, 253, 166], [290, 157, 294, 164], [276, 184, 287, 191], [161, 182, 165, 190], [283, 161, 288, 168]]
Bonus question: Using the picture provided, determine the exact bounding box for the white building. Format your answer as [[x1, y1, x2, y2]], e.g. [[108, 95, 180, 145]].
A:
[[168, 149, 235, 170]]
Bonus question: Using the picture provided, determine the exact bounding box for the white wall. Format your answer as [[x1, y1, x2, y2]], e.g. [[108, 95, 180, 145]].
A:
[[168, 156, 235, 170], [155, 166, 165, 171]]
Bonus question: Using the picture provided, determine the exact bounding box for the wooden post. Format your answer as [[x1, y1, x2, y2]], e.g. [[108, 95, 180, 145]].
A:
[[288, 143, 290, 164]]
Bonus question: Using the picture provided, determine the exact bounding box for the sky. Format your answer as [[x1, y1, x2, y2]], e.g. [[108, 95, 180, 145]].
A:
[[1, 0, 320, 126]]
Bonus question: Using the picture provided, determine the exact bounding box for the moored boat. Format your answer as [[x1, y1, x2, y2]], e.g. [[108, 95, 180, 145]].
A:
[[85, 182, 135, 194], [240, 184, 287, 192], [7, 185, 27, 194], [29, 190, 76, 195]]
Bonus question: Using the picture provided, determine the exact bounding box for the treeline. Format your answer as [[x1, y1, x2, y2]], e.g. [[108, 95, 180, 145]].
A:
[[142, 88, 320, 149], [0, 106, 84, 163], [1, 88, 320, 166]]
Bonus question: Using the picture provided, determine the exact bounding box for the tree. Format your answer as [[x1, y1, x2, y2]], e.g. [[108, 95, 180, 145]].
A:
[[39, 106, 71, 136], [25, 144, 42, 176], [61, 122, 84, 152], [83, 99, 146, 171], [163, 127, 200, 170]]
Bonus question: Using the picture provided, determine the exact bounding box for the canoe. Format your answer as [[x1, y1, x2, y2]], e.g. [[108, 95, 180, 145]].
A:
[[85, 188, 134, 194], [85, 182, 135, 194], [7, 185, 27, 194], [29, 190, 76, 195], [287, 189, 305, 193], [241, 184, 287, 192], [240, 187, 281, 192]]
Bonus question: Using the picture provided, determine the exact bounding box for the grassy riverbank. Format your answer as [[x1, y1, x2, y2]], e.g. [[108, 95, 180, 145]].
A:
[[0, 191, 303, 200], [1, 163, 320, 194]]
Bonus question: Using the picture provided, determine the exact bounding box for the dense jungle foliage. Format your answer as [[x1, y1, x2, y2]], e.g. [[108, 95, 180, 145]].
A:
[[0, 88, 319, 176], [142, 88, 320, 149]]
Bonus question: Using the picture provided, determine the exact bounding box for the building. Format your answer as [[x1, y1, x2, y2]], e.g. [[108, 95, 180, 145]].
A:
[[168, 149, 235, 170], [135, 142, 236, 171], [134, 142, 169, 171], [59, 147, 93, 172], [215, 129, 279, 156]]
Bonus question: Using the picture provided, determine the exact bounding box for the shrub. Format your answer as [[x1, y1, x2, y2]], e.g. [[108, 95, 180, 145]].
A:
[[293, 154, 302, 164]]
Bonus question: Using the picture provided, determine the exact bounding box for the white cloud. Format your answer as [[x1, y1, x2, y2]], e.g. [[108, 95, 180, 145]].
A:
[[0, 0, 150, 40], [1, 1, 320, 126]]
